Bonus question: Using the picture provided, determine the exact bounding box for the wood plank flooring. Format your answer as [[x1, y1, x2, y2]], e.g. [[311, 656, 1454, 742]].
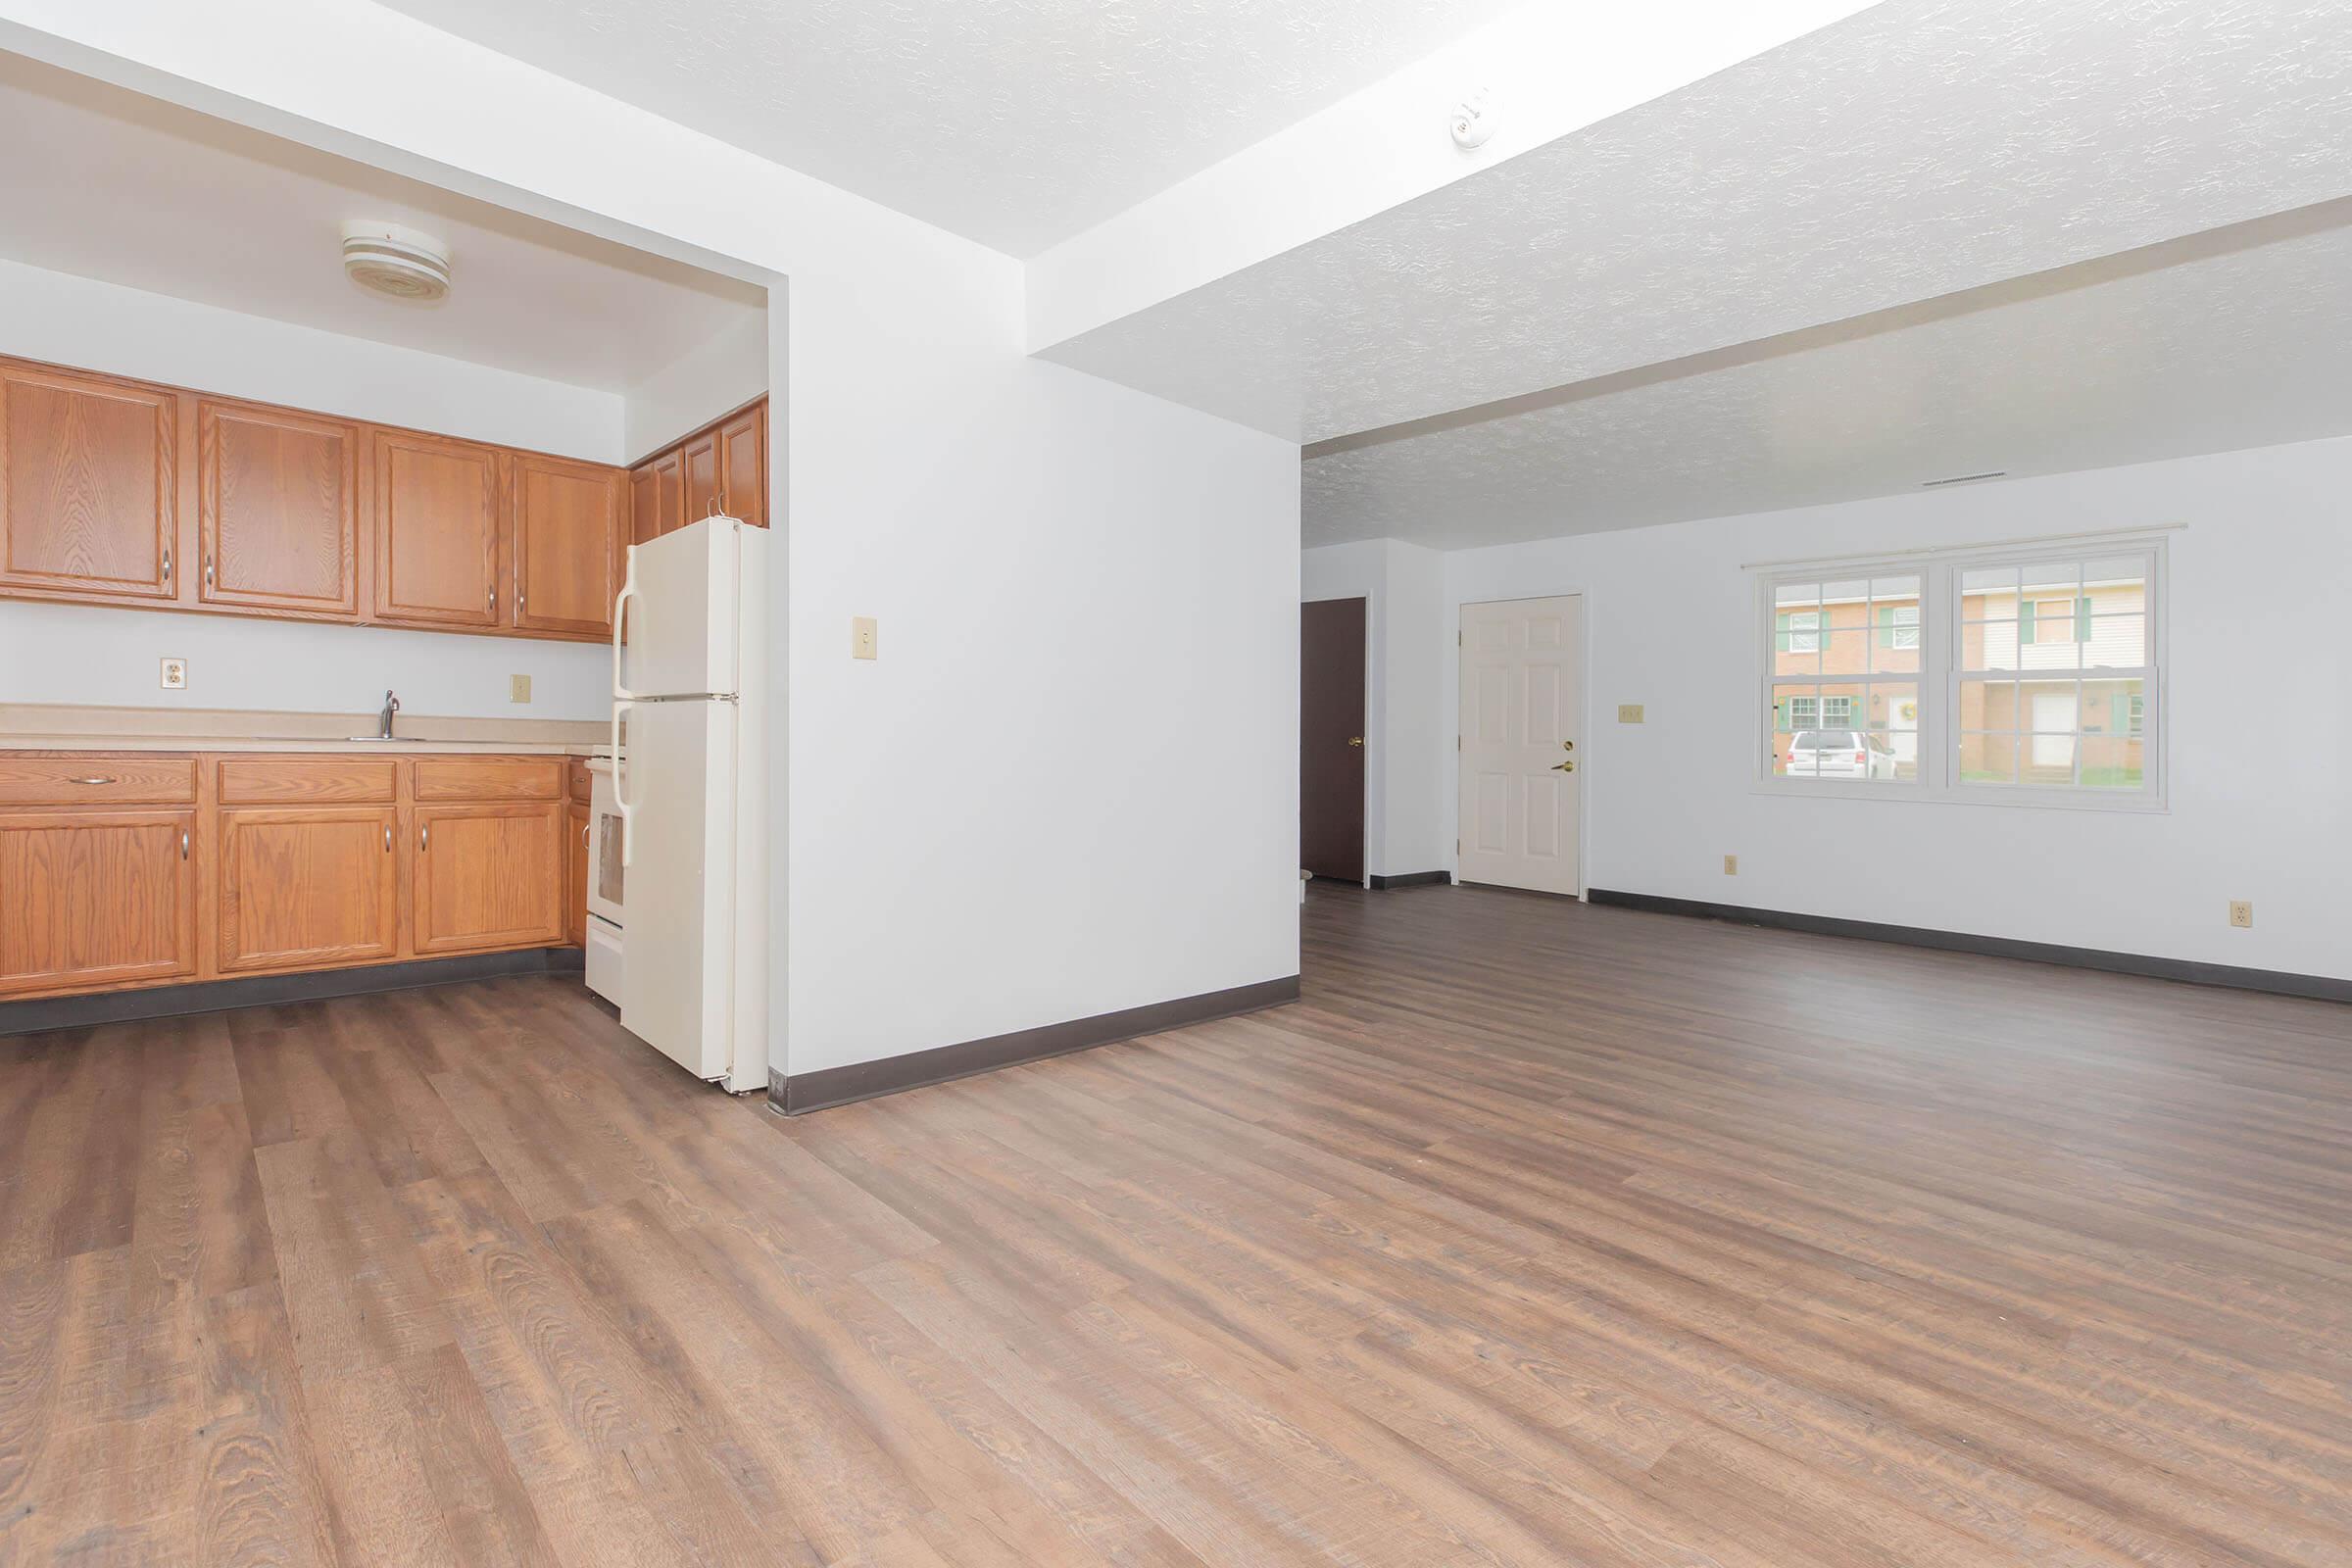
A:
[[4, 883, 2350, 1565]]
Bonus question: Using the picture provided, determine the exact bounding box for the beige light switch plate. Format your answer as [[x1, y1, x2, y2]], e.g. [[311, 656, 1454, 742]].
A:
[[1618, 704, 1644, 723], [510, 673, 533, 703], [852, 616, 878, 660]]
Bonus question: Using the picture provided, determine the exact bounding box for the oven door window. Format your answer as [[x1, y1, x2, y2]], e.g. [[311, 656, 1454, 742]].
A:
[[595, 811, 626, 909]]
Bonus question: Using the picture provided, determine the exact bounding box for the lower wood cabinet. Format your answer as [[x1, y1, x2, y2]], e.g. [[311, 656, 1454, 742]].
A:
[[217, 806, 400, 973], [413, 801, 566, 955], [0, 808, 198, 997], [0, 753, 586, 1003], [567, 801, 590, 949]]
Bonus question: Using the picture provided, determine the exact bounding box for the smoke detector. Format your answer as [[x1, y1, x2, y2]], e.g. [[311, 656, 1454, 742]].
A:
[[341, 221, 451, 302]]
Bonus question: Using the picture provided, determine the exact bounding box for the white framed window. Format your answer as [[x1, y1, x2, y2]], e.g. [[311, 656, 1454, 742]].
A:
[[1756, 535, 2165, 808]]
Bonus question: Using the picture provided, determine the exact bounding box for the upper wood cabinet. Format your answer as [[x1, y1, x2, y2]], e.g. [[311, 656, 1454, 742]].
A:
[[679, 427, 719, 527], [512, 454, 624, 637], [197, 398, 360, 618], [632, 398, 767, 541], [0, 354, 761, 644], [0, 808, 198, 997], [372, 429, 502, 630], [630, 448, 684, 546], [216, 806, 401, 974], [715, 403, 766, 528], [0, 361, 179, 604]]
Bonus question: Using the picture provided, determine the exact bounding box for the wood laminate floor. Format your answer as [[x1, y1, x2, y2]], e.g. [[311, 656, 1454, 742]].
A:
[[3, 884, 2350, 1566]]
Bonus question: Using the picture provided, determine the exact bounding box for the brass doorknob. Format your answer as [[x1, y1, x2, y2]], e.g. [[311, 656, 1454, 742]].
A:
[[1551, 760, 1575, 772], [1347, 736, 1364, 747]]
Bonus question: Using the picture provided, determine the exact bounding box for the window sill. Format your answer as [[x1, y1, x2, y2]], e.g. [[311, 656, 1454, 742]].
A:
[[1751, 778, 2169, 813]]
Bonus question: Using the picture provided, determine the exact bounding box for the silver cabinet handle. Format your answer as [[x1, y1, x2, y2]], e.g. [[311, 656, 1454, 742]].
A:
[[162, 547, 172, 583], [204, 553, 215, 592], [488, 586, 497, 614], [419, 823, 430, 852], [580, 822, 591, 848], [71, 775, 119, 786], [180, 828, 189, 860], [384, 824, 393, 853]]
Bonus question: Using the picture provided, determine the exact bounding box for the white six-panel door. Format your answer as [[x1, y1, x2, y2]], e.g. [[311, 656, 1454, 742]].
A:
[[1458, 596, 1583, 897]]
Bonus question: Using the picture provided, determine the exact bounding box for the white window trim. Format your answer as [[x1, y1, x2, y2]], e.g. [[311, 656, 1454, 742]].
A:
[[1753, 535, 2167, 812]]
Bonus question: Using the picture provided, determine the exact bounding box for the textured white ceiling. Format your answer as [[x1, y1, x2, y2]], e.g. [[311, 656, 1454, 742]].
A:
[[1301, 211, 2352, 549], [1043, 0, 2352, 443], [0, 51, 765, 392], [369, 0, 1534, 257]]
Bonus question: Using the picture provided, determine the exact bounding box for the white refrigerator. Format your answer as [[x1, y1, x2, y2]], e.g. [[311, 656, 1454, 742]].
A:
[[611, 517, 770, 1093]]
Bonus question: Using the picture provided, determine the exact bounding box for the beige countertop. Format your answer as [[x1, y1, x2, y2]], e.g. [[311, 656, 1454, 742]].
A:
[[0, 704, 610, 757]]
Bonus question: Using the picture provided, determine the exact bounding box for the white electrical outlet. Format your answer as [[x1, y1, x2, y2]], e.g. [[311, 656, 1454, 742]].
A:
[[159, 658, 187, 690], [2229, 900, 2253, 929]]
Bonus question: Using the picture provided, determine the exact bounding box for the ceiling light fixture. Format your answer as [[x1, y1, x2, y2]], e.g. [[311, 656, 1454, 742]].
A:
[[1920, 469, 2007, 488], [341, 220, 452, 302]]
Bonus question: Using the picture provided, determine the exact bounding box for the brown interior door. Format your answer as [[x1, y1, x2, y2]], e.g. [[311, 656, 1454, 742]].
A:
[[1299, 597, 1366, 882]]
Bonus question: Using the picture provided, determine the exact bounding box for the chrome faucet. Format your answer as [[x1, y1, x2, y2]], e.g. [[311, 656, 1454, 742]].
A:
[[378, 690, 400, 740]]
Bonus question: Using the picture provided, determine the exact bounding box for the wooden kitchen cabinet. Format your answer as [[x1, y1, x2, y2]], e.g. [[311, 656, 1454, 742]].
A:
[[679, 427, 719, 527], [413, 800, 566, 955], [715, 402, 766, 528], [0, 360, 180, 604], [0, 808, 198, 997], [630, 448, 684, 545], [216, 806, 400, 973], [511, 453, 624, 637], [371, 428, 502, 629], [197, 398, 360, 618], [567, 801, 590, 948]]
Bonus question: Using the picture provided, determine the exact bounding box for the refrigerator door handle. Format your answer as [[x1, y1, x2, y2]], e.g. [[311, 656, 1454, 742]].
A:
[[612, 550, 641, 702], [611, 698, 638, 867]]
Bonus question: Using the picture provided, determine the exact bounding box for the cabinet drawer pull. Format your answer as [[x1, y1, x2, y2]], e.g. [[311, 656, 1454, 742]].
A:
[[163, 547, 172, 583], [204, 553, 216, 592], [180, 828, 189, 860], [385, 824, 393, 853], [70, 775, 120, 786], [420, 823, 430, 852]]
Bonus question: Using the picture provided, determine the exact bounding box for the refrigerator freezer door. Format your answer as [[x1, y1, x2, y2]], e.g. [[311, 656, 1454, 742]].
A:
[[617, 698, 737, 1080], [617, 518, 741, 700]]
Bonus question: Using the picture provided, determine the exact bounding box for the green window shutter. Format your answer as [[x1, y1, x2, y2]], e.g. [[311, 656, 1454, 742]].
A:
[[2018, 600, 2036, 643], [1775, 612, 1791, 654], [2075, 596, 2092, 642], [1876, 606, 1893, 647]]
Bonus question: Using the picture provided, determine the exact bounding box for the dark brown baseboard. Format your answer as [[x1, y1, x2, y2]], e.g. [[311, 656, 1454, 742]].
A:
[[1368, 871, 1450, 890], [0, 948, 586, 1037], [1588, 889, 2352, 1004], [769, 973, 1301, 1115]]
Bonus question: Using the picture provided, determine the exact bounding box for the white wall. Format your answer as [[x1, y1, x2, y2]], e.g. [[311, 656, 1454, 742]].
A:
[[0, 258, 624, 459], [1417, 436, 2352, 983], [0, 601, 612, 720], [622, 309, 769, 462], [0, 257, 619, 719], [0, 0, 1304, 1079], [1301, 537, 1448, 877]]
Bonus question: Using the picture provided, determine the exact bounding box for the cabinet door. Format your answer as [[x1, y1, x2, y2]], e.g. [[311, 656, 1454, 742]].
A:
[[512, 454, 623, 637], [371, 429, 500, 628], [567, 802, 590, 948], [715, 402, 766, 528], [630, 450, 683, 546], [0, 809, 197, 997], [217, 807, 399, 973], [0, 361, 179, 603], [679, 429, 718, 528], [198, 399, 360, 617], [413, 802, 564, 954]]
